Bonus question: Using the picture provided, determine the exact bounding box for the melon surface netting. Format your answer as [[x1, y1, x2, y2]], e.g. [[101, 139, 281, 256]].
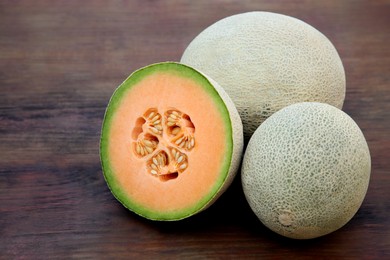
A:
[[100, 62, 243, 220], [241, 102, 371, 239], [181, 11, 346, 139]]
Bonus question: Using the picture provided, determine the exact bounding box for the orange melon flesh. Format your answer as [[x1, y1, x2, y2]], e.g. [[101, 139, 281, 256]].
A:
[[100, 62, 237, 220]]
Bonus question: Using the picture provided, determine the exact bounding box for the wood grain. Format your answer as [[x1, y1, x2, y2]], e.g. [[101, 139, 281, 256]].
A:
[[1, 0, 389, 258]]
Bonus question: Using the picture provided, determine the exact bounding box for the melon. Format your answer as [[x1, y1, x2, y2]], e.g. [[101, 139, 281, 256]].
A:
[[100, 62, 243, 220], [181, 11, 346, 139], [241, 102, 371, 239]]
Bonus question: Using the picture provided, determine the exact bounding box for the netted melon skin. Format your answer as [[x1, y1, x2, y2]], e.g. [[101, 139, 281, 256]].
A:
[[241, 102, 371, 239], [181, 12, 346, 139]]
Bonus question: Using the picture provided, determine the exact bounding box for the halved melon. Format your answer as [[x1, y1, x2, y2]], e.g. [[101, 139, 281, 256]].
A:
[[100, 62, 243, 221]]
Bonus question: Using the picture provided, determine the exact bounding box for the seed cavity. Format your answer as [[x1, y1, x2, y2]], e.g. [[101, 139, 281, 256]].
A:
[[159, 172, 178, 182], [131, 117, 146, 140], [133, 134, 159, 158], [144, 109, 163, 136], [132, 107, 196, 181], [147, 151, 179, 181], [172, 134, 195, 151], [169, 148, 188, 172], [171, 126, 181, 135], [165, 110, 195, 151]]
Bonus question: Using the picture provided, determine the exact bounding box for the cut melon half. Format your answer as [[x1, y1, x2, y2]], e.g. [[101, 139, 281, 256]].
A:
[[100, 62, 243, 221]]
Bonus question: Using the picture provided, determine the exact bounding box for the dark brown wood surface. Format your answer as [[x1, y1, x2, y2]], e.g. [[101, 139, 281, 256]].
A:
[[1, 1, 389, 259]]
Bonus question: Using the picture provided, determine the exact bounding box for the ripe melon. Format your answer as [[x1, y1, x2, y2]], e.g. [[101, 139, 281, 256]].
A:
[[100, 62, 243, 220], [181, 11, 346, 139], [241, 102, 371, 239]]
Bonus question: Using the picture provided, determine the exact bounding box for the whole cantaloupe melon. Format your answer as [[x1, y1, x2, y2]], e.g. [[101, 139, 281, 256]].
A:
[[181, 12, 346, 139], [241, 102, 371, 239]]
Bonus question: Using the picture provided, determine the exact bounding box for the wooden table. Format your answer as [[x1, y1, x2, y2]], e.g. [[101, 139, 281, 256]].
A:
[[1, 1, 389, 258]]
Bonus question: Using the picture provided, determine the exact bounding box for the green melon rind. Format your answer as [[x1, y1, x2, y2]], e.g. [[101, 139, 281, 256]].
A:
[[100, 62, 243, 220]]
